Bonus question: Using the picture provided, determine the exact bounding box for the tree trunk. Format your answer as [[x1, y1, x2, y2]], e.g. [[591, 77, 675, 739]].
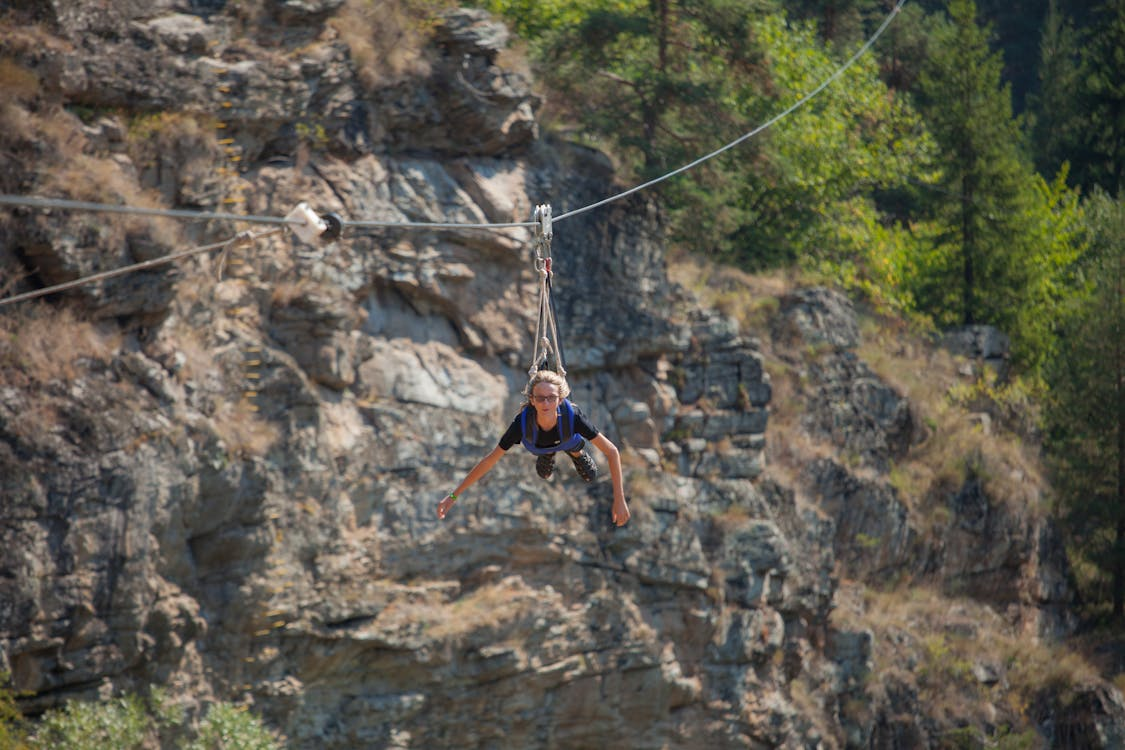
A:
[[1115, 516, 1125, 619], [1115, 264, 1125, 619], [643, 0, 670, 173], [961, 173, 976, 325]]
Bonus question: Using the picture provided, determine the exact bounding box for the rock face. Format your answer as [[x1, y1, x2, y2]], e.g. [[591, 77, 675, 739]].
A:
[[0, 3, 1112, 748]]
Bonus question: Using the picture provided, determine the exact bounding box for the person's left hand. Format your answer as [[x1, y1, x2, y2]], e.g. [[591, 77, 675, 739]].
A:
[[612, 497, 630, 526], [437, 493, 457, 520]]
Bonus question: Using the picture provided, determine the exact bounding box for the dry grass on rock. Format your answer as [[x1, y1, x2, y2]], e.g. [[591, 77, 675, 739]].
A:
[[834, 582, 1098, 730], [329, 0, 455, 90], [0, 303, 121, 388], [857, 323, 1047, 517]]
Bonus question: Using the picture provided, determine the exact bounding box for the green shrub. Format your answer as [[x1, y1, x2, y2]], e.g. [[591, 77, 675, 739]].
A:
[[34, 695, 151, 750], [0, 673, 29, 750], [10, 686, 279, 750], [186, 703, 281, 750]]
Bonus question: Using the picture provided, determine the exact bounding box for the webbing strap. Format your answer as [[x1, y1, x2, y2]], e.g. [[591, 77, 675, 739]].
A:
[[529, 204, 566, 378]]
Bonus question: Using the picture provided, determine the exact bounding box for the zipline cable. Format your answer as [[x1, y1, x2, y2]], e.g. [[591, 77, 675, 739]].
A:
[[344, 218, 536, 230], [0, 195, 538, 231], [0, 227, 283, 309], [0, 195, 295, 227]]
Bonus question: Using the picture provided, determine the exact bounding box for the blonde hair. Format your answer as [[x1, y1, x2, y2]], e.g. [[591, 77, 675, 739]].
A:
[[523, 370, 571, 406]]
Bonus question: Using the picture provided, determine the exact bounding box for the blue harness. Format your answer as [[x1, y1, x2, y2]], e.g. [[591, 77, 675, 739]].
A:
[[520, 398, 583, 455]]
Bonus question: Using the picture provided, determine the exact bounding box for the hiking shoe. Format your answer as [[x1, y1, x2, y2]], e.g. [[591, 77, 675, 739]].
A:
[[568, 450, 597, 482], [536, 453, 556, 479]]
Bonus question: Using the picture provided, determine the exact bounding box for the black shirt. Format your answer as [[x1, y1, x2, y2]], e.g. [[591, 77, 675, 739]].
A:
[[498, 400, 600, 451]]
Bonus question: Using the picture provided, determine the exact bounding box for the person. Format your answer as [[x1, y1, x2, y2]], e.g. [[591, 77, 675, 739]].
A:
[[437, 370, 631, 526]]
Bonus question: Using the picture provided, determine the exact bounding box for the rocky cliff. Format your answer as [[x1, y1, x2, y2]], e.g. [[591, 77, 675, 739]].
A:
[[0, 2, 1120, 748]]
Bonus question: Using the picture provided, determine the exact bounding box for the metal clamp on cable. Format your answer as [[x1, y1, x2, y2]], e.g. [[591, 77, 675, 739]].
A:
[[533, 204, 552, 243]]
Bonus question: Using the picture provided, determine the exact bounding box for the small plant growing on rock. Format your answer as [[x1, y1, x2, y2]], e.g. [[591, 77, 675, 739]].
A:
[[0, 672, 29, 750], [186, 702, 281, 750]]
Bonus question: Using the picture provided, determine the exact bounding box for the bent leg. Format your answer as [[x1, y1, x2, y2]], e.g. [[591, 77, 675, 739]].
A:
[[536, 452, 556, 479], [567, 445, 598, 482]]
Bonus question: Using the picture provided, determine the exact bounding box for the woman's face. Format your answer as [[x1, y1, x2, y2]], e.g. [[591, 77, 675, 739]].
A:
[[531, 382, 561, 418]]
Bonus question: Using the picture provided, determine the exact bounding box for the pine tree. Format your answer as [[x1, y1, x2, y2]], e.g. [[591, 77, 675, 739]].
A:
[[525, 0, 770, 179], [1028, 0, 1086, 179], [521, 0, 772, 258], [783, 0, 881, 44], [1076, 0, 1125, 194], [1047, 192, 1125, 618], [913, 0, 1036, 329]]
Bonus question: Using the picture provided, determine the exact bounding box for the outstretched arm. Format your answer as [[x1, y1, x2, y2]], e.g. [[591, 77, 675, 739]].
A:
[[438, 445, 506, 520], [590, 433, 630, 526]]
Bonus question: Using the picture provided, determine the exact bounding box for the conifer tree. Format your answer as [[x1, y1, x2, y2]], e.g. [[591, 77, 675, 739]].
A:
[[784, 0, 879, 44], [1047, 192, 1125, 618], [1028, 0, 1086, 179], [1076, 0, 1125, 194], [913, 0, 1037, 331]]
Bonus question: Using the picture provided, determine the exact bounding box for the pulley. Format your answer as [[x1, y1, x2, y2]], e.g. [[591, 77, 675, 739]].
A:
[[286, 202, 344, 244]]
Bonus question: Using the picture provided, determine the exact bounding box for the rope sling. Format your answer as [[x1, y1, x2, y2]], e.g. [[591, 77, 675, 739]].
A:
[[528, 204, 566, 379]]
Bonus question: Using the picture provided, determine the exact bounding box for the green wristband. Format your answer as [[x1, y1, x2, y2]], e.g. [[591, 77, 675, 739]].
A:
[[447, 492, 457, 500]]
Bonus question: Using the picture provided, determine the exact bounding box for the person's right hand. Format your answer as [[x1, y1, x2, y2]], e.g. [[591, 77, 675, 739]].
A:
[[437, 493, 457, 520]]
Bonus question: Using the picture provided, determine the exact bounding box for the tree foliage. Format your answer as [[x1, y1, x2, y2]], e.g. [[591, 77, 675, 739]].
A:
[[493, 0, 767, 177], [487, 0, 933, 271], [1027, 1, 1085, 180], [725, 13, 934, 270], [0, 675, 28, 750], [1075, 0, 1125, 194], [909, 0, 1082, 371], [912, 0, 1028, 325], [1046, 191, 1125, 618], [1025, 0, 1125, 194], [783, 0, 884, 46]]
